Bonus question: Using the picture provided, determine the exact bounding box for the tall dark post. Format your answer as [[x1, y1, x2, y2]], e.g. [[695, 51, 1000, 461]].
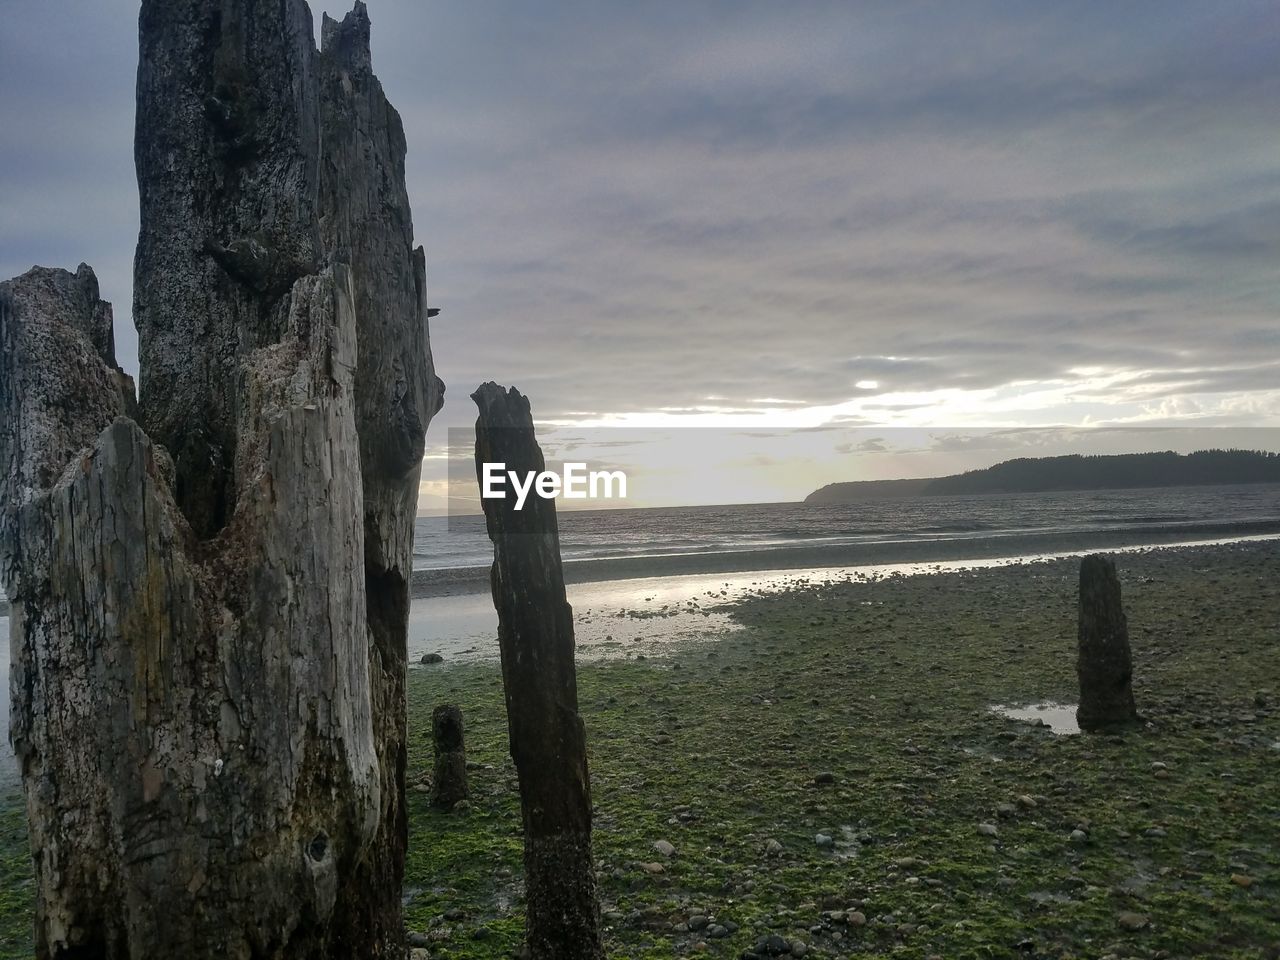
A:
[[472, 382, 604, 960], [1077, 554, 1140, 731]]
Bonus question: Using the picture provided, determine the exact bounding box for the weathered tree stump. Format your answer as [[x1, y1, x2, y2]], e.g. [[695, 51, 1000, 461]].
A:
[[472, 382, 604, 960], [430, 705, 470, 809], [1077, 554, 1140, 732], [1, 3, 442, 956]]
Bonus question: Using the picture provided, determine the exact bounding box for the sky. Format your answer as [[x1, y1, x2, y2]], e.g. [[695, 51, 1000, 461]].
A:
[[2, 1, 1278, 509]]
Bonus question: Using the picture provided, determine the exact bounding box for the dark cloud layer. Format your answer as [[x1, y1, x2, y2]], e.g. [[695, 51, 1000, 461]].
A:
[[3, 1, 1277, 434]]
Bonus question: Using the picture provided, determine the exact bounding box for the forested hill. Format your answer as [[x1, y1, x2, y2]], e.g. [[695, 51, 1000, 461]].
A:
[[806, 449, 1280, 504]]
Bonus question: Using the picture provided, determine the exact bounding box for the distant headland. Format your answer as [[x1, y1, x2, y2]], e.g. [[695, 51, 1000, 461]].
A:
[[805, 449, 1280, 504]]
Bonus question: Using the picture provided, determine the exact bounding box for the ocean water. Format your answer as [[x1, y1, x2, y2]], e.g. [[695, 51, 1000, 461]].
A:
[[416, 483, 1280, 571]]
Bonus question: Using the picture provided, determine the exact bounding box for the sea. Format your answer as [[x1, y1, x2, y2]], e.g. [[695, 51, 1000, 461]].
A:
[[416, 482, 1280, 573]]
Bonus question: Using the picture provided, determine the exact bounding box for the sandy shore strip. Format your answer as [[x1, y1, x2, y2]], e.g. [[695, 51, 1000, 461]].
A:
[[4, 519, 1276, 616], [409, 518, 1280, 598]]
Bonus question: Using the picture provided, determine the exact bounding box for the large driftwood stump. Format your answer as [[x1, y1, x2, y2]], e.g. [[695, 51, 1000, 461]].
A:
[[472, 383, 604, 960], [430, 704, 469, 809], [1077, 554, 1140, 732], [0, 3, 441, 957]]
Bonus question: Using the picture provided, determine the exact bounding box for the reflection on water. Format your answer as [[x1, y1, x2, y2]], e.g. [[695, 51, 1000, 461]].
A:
[[408, 572, 743, 665], [405, 557, 1049, 667], [990, 701, 1080, 735]]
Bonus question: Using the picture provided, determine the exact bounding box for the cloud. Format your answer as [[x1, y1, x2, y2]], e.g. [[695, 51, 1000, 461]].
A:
[[835, 437, 889, 454], [2, 0, 1277, 447]]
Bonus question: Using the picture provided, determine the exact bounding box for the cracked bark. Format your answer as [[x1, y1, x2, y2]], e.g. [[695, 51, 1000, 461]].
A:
[[1, 2, 440, 957]]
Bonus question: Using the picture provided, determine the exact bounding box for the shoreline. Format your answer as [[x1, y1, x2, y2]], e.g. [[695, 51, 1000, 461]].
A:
[[2, 538, 1278, 956], [5, 521, 1278, 617], [408, 518, 1280, 598]]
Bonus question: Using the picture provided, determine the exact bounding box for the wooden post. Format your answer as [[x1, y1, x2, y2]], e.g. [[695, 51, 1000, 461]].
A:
[[1077, 554, 1140, 732], [1, 3, 441, 955], [472, 382, 604, 960], [430, 705, 470, 809]]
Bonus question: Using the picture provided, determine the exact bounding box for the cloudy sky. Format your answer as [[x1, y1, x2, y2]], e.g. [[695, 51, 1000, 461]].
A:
[[3, 1, 1278, 506]]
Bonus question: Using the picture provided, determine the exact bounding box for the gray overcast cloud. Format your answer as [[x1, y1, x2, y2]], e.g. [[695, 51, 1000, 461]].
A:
[[2, 1, 1277, 434]]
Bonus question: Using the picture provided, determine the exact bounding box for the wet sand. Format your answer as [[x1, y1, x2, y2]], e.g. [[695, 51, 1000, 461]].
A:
[[404, 531, 1280, 666], [409, 517, 1280, 598]]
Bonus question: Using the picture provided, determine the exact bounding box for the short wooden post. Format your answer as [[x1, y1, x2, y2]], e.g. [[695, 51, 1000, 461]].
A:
[[430, 704, 469, 809], [1077, 554, 1140, 731]]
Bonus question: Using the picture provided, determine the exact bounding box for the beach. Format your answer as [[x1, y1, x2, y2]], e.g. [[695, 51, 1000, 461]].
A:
[[409, 517, 1280, 599], [2, 535, 1278, 957], [404, 537, 1280, 959]]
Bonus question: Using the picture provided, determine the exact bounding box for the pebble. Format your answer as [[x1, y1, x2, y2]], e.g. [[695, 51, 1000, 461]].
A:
[[653, 839, 676, 858], [1069, 829, 1088, 843], [1231, 873, 1254, 887], [813, 771, 836, 785], [1016, 795, 1038, 810], [688, 915, 710, 931], [996, 802, 1018, 819], [419, 652, 443, 665], [756, 933, 790, 954], [706, 923, 730, 938], [976, 823, 999, 837], [815, 833, 835, 849], [847, 910, 867, 926], [1117, 911, 1149, 930], [765, 838, 784, 855]]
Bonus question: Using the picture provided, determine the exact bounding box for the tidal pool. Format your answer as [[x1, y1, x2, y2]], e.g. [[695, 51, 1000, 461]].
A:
[[990, 700, 1081, 735]]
